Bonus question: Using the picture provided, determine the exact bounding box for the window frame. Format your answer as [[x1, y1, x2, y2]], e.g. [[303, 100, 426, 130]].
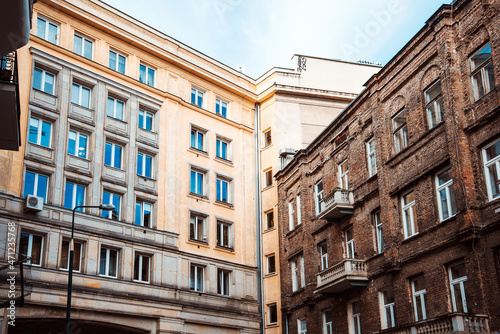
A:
[[191, 87, 205, 108], [190, 264, 204, 292], [319, 241, 328, 271], [411, 276, 427, 321], [296, 195, 302, 226], [374, 211, 384, 254], [99, 246, 119, 278], [402, 190, 418, 239], [266, 254, 276, 275], [28, 116, 52, 148], [64, 181, 86, 211], [264, 169, 273, 188], [215, 98, 229, 118], [135, 201, 152, 228], [73, 33, 94, 60], [60, 239, 83, 272], [138, 109, 154, 132], [288, 200, 295, 231], [216, 219, 232, 249], [267, 303, 278, 325], [315, 180, 324, 214], [448, 262, 468, 313], [106, 96, 125, 121], [216, 176, 231, 204], [139, 63, 155, 87], [67, 129, 88, 159], [339, 160, 349, 189], [36, 16, 59, 44], [366, 138, 377, 177], [424, 80, 443, 129], [133, 253, 151, 283], [109, 49, 127, 74], [19, 232, 44, 266], [33, 67, 56, 95], [137, 152, 153, 178], [102, 191, 121, 221], [216, 137, 230, 161], [349, 300, 361, 334], [324, 310, 333, 334], [345, 227, 355, 259], [104, 141, 123, 169], [381, 289, 396, 329], [190, 126, 206, 152], [482, 139, 500, 201], [392, 109, 408, 154], [265, 210, 274, 230], [263, 129, 272, 148], [71, 82, 91, 108], [23, 170, 49, 203], [217, 268, 231, 296], [190, 167, 206, 196], [189, 213, 207, 243], [436, 167, 457, 221], [470, 43, 495, 101], [298, 318, 307, 334]]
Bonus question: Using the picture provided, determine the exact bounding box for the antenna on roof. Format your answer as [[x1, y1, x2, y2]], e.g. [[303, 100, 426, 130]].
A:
[[357, 59, 382, 66], [236, 65, 246, 74]]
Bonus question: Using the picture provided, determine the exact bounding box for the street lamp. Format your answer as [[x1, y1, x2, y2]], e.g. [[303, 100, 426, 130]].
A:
[[66, 204, 115, 334]]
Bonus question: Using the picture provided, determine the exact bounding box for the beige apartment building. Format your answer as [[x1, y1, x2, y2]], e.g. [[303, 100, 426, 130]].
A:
[[0, 0, 378, 333]]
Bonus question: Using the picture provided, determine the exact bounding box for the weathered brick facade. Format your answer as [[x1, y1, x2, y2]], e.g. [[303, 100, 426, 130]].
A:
[[276, 0, 500, 333]]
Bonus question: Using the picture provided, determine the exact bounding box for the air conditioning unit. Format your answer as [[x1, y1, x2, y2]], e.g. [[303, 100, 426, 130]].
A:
[[25, 195, 43, 212]]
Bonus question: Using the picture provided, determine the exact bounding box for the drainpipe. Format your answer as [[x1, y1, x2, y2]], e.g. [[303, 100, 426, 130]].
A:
[[254, 102, 265, 333]]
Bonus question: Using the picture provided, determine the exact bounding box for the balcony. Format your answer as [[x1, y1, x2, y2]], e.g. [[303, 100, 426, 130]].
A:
[[0, 52, 21, 151], [315, 259, 368, 294], [375, 313, 490, 334], [317, 188, 354, 220]]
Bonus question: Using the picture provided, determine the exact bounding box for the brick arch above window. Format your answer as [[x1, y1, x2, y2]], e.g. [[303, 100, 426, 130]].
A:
[[420, 65, 441, 91], [389, 95, 406, 116], [466, 25, 490, 56]]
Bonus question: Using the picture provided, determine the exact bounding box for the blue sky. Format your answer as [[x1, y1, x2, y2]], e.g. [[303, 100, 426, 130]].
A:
[[102, 0, 451, 78]]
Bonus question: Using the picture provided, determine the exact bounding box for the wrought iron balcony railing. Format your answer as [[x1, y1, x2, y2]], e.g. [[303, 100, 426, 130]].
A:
[[315, 258, 368, 294], [317, 188, 354, 220]]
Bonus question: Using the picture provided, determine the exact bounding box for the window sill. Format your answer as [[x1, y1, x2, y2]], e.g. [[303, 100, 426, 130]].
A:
[[262, 184, 274, 191], [264, 272, 278, 278], [71, 102, 94, 112], [215, 112, 228, 119], [215, 156, 233, 166], [215, 200, 234, 209], [27, 142, 54, 151], [104, 164, 125, 172], [263, 227, 276, 234], [402, 232, 420, 243], [137, 174, 156, 182], [265, 323, 279, 328], [215, 245, 235, 253], [106, 115, 127, 124], [189, 147, 209, 157], [188, 192, 209, 202], [187, 239, 209, 248], [68, 153, 90, 162], [261, 144, 273, 152], [33, 87, 57, 98]]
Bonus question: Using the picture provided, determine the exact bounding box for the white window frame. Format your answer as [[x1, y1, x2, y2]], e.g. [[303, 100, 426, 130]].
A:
[[135, 201, 152, 228], [266, 254, 276, 275], [315, 180, 324, 215], [190, 168, 206, 196], [436, 167, 457, 221], [109, 49, 127, 74], [346, 227, 355, 259], [216, 137, 230, 160], [138, 109, 154, 131], [348, 300, 361, 334], [28, 116, 52, 148], [102, 191, 121, 220], [366, 138, 377, 177], [319, 242, 328, 271], [324, 310, 333, 334], [104, 142, 123, 169], [134, 253, 150, 283], [19, 232, 44, 266], [23, 171, 49, 203], [36, 16, 59, 44], [374, 211, 384, 254], [60, 239, 83, 272], [68, 130, 88, 159], [33, 67, 56, 95], [71, 82, 91, 108], [190, 127, 206, 152], [216, 220, 232, 249], [73, 33, 94, 60], [215, 98, 229, 118], [139, 63, 155, 87], [189, 213, 206, 242], [402, 190, 418, 239], [99, 247, 118, 278], [267, 303, 278, 325], [449, 262, 468, 312], [190, 264, 204, 292], [263, 129, 272, 148], [107, 96, 125, 120], [483, 139, 500, 201], [392, 109, 408, 154], [217, 268, 231, 296], [216, 177, 231, 203], [425, 80, 443, 129], [381, 290, 395, 329], [288, 201, 295, 231], [470, 43, 495, 101], [264, 169, 273, 188], [298, 318, 307, 334], [265, 210, 274, 230], [291, 258, 299, 292], [64, 181, 86, 211], [412, 276, 427, 321], [296, 195, 302, 226], [339, 160, 349, 189], [137, 152, 153, 178], [191, 87, 205, 108]]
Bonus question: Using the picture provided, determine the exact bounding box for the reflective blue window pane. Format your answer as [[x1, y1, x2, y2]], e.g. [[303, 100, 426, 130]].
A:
[[222, 182, 228, 202], [44, 73, 54, 94], [23, 171, 35, 198], [143, 203, 151, 227], [145, 155, 152, 178], [107, 98, 114, 117], [197, 133, 203, 150], [112, 195, 120, 221], [33, 68, 42, 91], [40, 121, 51, 147], [28, 118, 39, 144], [221, 104, 227, 118], [190, 171, 196, 193], [36, 18, 45, 39], [138, 112, 144, 129], [135, 203, 141, 225], [148, 68, 154, 86], [197, 95, 203, 108], [71, 84, 79, 104], [37, 174, 48, 203], [109, 51, 116, 70], [139, 65, 146, 83], [83, 39, 92, 59], [68, 131, 76, 156], [102, 192, 110, 218], [81, 87, 90, 108], [114, 145, 122, 168], [216, 179, 221, 200], [75, 184, 85, 209], [64, 182, 74, 209], [78, 134, 87, 158], [146, 113, 153, 131], [104, 143, 112, 166], [74, 35, 82, 55], [48, 23, 58, 44], [191, 89, 196, 104], [197, 173, 203, 194], [118, 55, 126, 74], [221, 142, 227, 159], [216, 140, 220, 157], [116, 101, 124, 120], [191, 131, 195, 148], [137, 153, 143, 175], [99, 248, 106, 274]]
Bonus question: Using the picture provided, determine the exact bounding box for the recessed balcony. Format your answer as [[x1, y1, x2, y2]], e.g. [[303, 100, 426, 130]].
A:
[[315, 258, 368, 294], [0, 52, 20, 151], [375, 313, 490, 334], [317, 188, 354, 220]]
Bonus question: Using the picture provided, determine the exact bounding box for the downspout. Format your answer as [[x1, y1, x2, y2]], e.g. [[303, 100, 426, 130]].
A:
[[254, 102, 265, 333]]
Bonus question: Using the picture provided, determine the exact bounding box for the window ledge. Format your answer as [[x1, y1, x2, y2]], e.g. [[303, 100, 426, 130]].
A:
[[187, 239, 209, 248], [263, 227, 276, 234], [33, 88, 57, 98], [68, 154, 90, 163], [106, 115, 127, 124], [188, 147, 209, 157], [215, 245, 235, 253], [261, 144, 273, 152], [265, 323, 279, 328], [262, 184, 274, 191], [401, 232, 420, 244], [215, 200, 234, 209], [188, 192, 209, 202], [264, 272, 278, 278], [71, 102, 94, 112], [215, 156, 233, 166], [28, 142, 54, 151], [104, 164, 125, 172], [137, 174, 156, 182]]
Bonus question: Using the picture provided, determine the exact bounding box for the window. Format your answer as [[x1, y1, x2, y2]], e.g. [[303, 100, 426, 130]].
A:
[[264, 169, 273, 188], [190, 264, 204, 292], [102, 191, 120, 221], [190, 169, 205, 196], [73, 34, 93, 60], [107, 97, 125, 120], [349, 300, 361, 334], [36, 16, 58, 44], [436, 168, 457, 221], [374, 211, 384, 254], [366, 138, 377, 177], [189, 213, 206, 242], [139, 64, 155, 87], [216, 98, 228, 118], [109, 50, 126, 74], [216, 138, 229, 160], [324, 310, 333, 334], [99, 247, 118, 278], [33, 68, 55, 94], [138, 110, 153, 131], [298, 319, 307, 334], [217, 269, 230, 295], [402, 190, 418, 238], [265, 210, 274, 230], [296, 195, 302, 226], [267, 254, 276, 274], [483, 139, 500, 201], [104, 142, 122, 169], [216, 220, 231, 248], [263, 129, 272, 147], [216, 177, 230, 203], [19, 232, 43, 266], [339, 160, 349, 189], [68, 130, 87, 159], [190, 128, 206, 151], [64, 182, 85, 211], [315, 181, 324, 214], [346, 227, 355, 259], [425, 80, 443, 129], [267, 303, 278, 325], [135, 201, 152, 228], [288, 201, 295, 230], [71, 83, 91, 108], [134, 253, 150, 283], [191, 87, 204, 108], [470, 44, 495, 101], [412, 276, 427, 321], [60, 240, 83, 272], [291, 254, 305, 292], [449, 262, 468, 312], [137, 152, 153, 178], [23, 171, 48, 203], [28, 116, 51, 148], [381, 289, 395, 329], [392, 109, 408, 153], [319, 242, 328, 271]]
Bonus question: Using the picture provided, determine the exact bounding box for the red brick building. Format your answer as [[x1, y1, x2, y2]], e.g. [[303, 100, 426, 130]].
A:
[[275, 0, 500, 333]]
